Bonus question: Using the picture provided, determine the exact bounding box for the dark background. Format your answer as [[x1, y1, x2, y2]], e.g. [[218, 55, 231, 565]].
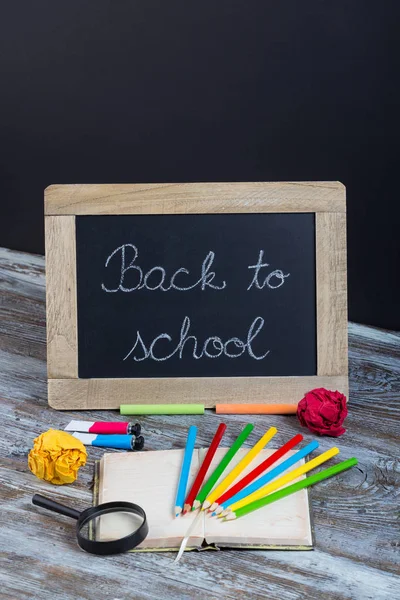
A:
[[1, 1, 399, 329]]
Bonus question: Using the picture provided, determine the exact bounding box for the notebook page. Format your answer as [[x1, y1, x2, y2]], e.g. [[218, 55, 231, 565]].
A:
[[204, 448, 313, 547], [98, 450, 204, 549]]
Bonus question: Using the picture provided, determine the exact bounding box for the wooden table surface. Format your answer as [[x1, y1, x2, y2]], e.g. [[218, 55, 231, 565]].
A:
[[1, 247, 399, 600]]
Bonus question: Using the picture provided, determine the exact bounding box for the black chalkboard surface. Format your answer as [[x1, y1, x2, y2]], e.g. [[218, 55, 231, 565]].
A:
[[76, 214, 316, 378]]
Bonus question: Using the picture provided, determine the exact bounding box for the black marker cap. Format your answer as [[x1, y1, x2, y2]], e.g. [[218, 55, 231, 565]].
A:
[[127, 422, 141, 436], [131, 435, 145, 451]]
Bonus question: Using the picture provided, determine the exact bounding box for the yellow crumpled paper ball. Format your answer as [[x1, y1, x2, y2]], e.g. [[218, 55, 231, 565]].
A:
[[28, 429, 87, 485]]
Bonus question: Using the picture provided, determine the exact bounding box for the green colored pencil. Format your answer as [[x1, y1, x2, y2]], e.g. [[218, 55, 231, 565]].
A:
[[193, 423, 254, 509], [223, 457, 358, 520]]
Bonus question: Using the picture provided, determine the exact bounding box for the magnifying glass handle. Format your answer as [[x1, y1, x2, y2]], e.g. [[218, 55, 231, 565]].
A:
[[32, 494, 81, 520]]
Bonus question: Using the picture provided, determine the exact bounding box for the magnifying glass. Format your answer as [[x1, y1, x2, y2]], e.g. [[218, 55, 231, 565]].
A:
[[32, 494, 148, 555]]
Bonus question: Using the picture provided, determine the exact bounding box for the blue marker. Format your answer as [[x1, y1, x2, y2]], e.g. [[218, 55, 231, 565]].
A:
[[72, 432, 144, 451], [175, 425, 197, 517], [219, 440, 319, 512]]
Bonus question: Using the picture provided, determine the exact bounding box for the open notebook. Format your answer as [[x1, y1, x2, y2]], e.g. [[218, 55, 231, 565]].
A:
[[95, 448, 314, 551]]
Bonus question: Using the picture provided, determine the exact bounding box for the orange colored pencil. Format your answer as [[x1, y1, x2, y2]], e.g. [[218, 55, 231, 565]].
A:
[[215, 404, 297, 415]]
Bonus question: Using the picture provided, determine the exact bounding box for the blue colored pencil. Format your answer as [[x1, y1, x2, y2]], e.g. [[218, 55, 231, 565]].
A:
[[218, 439, 319, 513], [175, 426, 197, 516]]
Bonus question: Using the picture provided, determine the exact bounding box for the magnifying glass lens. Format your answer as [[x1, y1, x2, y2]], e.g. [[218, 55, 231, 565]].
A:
[[80, 510, 145, 543]]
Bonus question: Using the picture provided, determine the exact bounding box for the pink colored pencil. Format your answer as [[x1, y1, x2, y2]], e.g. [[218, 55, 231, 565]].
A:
[[183, 423, 227, 513]]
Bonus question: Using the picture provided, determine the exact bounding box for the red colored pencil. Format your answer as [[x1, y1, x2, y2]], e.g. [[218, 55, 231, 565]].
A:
[[183, 423, 227, 513], [212, 433, 303, 513]]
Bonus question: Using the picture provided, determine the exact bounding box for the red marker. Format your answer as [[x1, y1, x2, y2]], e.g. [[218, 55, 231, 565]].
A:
[[183, 423, 227, 514], [65, 420, 141, 436]]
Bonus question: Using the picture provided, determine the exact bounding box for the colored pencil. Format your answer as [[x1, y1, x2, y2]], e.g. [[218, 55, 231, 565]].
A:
[[175, 426, 197, 517], [216, 404, 297, 415], [212, 433, 303, 514], [223, 458, 358, 520], [216, 439, 319, 512], [182, 423, 227, 514], [218, 447, 339, 517], [204, 427, 277, 510], [193, 423, 254, 509]]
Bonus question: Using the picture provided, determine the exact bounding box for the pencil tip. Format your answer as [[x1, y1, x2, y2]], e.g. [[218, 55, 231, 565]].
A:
[[211, 512, 216, 517]]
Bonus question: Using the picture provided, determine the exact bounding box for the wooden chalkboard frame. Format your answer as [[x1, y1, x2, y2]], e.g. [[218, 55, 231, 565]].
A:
[[45, 182, 348, 410]]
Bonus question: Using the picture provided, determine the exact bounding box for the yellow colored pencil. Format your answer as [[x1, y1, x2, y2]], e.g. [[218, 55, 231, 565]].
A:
[[202, 427, 277, 510], [218, 446, 339, 517]]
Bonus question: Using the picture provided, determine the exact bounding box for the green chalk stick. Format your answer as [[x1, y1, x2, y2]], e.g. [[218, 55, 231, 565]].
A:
[[120, 404, 205, 415], [229, 457, 358, 520], [195, 423, 254, 506]]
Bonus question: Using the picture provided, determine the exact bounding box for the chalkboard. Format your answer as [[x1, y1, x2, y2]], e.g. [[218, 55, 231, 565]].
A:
[[45, 182, 348, 410], [75, 213, 316, 379]]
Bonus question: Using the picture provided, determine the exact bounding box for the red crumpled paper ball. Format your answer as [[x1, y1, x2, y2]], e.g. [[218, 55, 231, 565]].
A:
[[297, 388, 348, 437]]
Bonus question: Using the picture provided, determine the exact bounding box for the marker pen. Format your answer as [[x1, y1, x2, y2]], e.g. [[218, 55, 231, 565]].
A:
[[72, 432, 145, 451], [65, 420, 141, 436]]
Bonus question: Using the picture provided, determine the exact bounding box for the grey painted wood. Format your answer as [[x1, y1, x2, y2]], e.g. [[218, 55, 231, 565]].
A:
[[0, 246, 399, 600]]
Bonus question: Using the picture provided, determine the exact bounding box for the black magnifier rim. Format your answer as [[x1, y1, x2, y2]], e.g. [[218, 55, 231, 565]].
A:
[[76, 501, 148, 555]]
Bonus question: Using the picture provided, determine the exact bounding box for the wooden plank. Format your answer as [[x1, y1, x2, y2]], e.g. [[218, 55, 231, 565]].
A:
[[316, 212, 348, 377], [48, 375, 349, 410], [45, 216, 78, 378], [44, 182, 346, 215]]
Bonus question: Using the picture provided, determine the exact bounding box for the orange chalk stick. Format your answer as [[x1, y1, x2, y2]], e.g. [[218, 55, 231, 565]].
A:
[[215, 404, 297, 415]]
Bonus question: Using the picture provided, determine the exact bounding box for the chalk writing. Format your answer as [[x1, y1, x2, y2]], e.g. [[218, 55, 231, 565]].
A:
[[101, 244, 226, 293], [100, 245, 290, 363], [101, 245, 290, 294], [123, 316, 270, 362], [247, 250, 290, 290]]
